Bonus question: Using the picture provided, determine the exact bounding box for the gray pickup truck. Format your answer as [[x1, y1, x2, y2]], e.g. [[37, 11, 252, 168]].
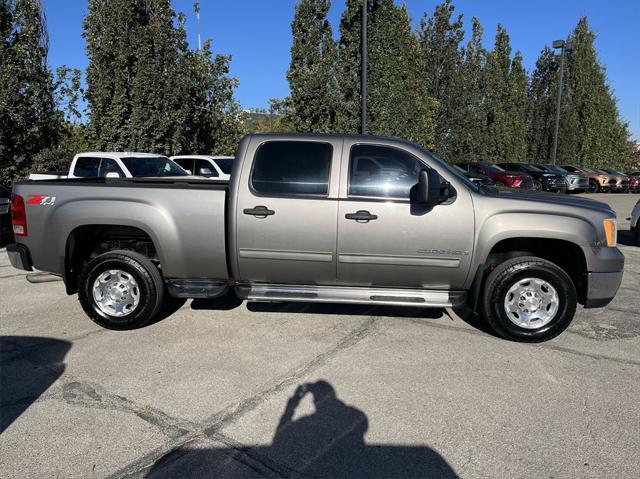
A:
[[7, 134, 624, 341]]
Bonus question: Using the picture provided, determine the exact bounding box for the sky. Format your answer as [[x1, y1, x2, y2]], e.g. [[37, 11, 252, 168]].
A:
[[43, 0, 640, 139]]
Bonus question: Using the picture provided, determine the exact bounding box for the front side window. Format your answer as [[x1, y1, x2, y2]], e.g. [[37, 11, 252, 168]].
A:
[[251, 141, 332, 196], [120, 157, 188, 177], [173, 158, 194, 172], [98, 158, 123, 177], [349, 144, 424, 199], [74, 157, 100, 177]]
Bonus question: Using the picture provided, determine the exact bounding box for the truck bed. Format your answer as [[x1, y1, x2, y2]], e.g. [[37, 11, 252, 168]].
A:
[[12, 177, 230, 280]]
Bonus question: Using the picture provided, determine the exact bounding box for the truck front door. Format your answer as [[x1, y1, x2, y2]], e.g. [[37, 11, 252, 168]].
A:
[[336, 141, 474, 289], [234, 139, 341, 285]]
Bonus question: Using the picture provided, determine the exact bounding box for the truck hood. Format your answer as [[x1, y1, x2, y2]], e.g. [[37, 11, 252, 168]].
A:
[[485, 187, 615, 215]]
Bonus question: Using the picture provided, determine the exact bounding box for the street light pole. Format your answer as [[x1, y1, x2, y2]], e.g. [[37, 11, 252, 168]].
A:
[[361, 0, 367, 135], [550, 39, 567, 165]]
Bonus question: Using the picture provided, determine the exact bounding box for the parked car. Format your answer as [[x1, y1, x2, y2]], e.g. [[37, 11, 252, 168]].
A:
[[627, 172, 640, 193], [561, 165, 616, 193], [455, 162, 534, 190], [631, 200, 640, 246], [0, 186, 12, 247], [600, 168, 630, 193], [537, 164, 589, 193], [7, 133, 624, 342], [496, 162, 566, 193], [170, 155, 234, 181], [453, 165, 493, 187], [29, 152, 190, 180]]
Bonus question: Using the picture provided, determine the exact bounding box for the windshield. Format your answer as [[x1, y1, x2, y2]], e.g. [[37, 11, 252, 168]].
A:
[[542, 165, 568, 174], [215, 157, 234, 175], [518, 164, 544, 172], [120, 157, 188, 177], [484, 164, 505, 172], [606, 168, 625, 176]]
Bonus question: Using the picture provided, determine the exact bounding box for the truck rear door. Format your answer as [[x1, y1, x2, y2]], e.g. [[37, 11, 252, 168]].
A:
[[336, 139, 474, 289], [234, 138, 342, 285]]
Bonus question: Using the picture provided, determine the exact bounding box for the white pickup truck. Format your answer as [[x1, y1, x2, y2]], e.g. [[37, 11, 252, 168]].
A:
[[29, 152, 189, 180], [170, 155, 234, 180]]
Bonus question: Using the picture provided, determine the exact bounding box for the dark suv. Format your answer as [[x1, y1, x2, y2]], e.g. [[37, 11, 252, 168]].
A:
[[497, 163, 567, 193], [455, 162, 534, 190]]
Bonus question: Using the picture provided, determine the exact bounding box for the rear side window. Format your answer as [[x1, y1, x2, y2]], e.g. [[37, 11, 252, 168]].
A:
[[74, 157, 100, 177], [349, 144, 423, 198], [251, 141, 332, 196]]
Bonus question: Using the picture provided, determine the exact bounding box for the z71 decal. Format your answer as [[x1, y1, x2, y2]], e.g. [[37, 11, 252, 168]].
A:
[[27, 194, 57, 206]]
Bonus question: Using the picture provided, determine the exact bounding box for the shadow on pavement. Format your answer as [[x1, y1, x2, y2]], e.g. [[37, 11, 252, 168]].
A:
[[145, 380, 456, 478], [0, 336, 71, 434], [247, 301, 447, 319], [618, 229, 638, 247]]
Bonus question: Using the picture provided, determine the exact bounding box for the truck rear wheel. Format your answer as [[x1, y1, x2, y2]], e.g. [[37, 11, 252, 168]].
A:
[[78, 250, 164, 330], [481, 256, 577, 342]]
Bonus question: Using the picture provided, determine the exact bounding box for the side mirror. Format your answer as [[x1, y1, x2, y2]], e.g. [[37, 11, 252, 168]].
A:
[[185, 169, 192, 175], [411, 169, 450, 206], [105, 172, 120, 178]]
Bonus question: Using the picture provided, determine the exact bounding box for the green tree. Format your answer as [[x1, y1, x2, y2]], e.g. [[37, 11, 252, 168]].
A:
[[83, 0, 243, 155], [562, 17, 629, 167], [0, 0, 61, 186], [483, 24, 514, 162], [526, 46, 556, 163], [527, 17, 630, 167], [336, 0, 436, 146], [506, 51, 528, 162], [456, 17, 487, 161], [418, 0, 464, 158], [287, 0, 338, 132]]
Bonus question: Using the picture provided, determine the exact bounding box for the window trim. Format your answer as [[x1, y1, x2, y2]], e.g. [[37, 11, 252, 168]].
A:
[[248, 140, 334, 199], [346, 143, 429, 203]]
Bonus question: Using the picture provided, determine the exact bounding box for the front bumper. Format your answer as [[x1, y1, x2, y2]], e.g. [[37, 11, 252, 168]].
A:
[[566, 178, 589, 191], [584, 270, 624, 308], [6, 243, 33, 271]]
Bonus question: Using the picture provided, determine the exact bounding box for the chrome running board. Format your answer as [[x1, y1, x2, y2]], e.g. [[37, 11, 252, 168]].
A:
[[235, 284, 466, 308]]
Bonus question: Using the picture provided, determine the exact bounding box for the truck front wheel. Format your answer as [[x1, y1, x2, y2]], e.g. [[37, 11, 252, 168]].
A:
[[481, 256, 577, 342], [78, 250, 164, 330]]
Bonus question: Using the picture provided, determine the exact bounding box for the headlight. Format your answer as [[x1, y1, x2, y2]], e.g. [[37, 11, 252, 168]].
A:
[[603, 219, 617, 247]]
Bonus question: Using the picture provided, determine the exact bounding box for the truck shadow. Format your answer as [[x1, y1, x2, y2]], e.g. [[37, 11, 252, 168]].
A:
[[0, 336, 71, 434], [190, 291, 497, 336], [144, 380, 457, 478], [618, 229, 637, 247]]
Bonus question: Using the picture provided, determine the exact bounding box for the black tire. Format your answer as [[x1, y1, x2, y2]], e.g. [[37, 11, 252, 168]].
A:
[[588, 179, 598, 193], [635, 226, 640, 247], [533, 180, 543, 191], [481, 256, 577, 342], [78, 250, 164, 330]]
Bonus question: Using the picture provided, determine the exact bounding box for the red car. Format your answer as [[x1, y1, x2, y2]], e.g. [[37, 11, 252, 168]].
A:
[[628, 172, 640, 193], [455, 162, 534, 189]]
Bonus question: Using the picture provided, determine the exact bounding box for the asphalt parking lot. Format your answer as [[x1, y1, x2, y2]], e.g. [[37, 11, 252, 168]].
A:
[[1, 193, 639, 479]]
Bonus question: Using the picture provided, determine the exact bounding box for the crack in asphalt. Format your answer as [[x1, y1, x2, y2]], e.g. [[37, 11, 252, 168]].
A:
[[105, 316, 379, 479], [406, 316, 640, 366]]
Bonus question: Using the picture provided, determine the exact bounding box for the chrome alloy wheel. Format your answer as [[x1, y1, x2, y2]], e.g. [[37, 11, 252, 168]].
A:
[[92, 269, 140, 318], [503, 277, 559, 329]]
